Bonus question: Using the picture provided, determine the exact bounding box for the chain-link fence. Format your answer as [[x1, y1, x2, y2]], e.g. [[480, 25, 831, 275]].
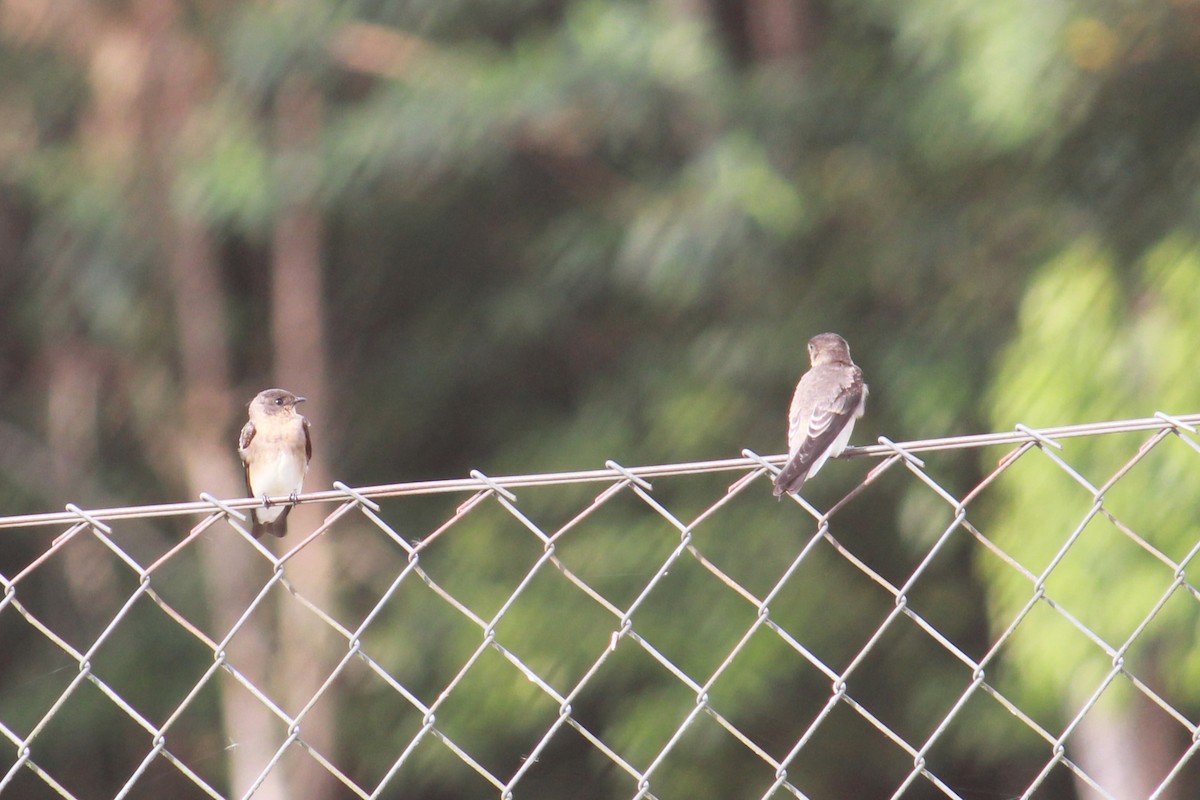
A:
[[2, 412, 1200, 799]]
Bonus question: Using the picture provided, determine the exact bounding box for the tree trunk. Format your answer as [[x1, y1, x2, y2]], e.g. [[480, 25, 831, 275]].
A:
[[703, 0, 819, 65], [135, 0, 289, 796], [1071, 684, 1180, 800], [269, 72, 339, 800]]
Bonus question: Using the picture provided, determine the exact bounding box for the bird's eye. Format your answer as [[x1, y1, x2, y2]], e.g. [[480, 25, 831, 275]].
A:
[[274, 397, 284, 406]]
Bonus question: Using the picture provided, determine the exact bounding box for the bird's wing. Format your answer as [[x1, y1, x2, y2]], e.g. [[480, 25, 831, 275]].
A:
[[775, 366, 865, 495], [238, 420, 256, 495], [302, 417, 313, 464], [787, 366, 864, 457]]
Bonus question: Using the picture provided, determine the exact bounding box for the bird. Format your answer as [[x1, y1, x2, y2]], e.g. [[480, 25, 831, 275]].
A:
[[773, 333, 867, 497], [238, 388, 312, 538]]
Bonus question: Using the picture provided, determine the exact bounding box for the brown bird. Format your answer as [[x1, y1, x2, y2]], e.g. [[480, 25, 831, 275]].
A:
[[774, 333, 867, 496], [238, 389, 312, 538]]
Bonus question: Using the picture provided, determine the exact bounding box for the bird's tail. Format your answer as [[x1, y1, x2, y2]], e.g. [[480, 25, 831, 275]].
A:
[[251, 507, 291, 538], [773, 459, 811, 497]]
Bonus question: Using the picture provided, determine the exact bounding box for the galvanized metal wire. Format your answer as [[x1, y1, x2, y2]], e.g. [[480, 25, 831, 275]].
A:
[[1, 411, 1198, 799]]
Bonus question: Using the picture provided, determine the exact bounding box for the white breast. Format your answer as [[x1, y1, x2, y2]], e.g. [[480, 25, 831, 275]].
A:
[[248, 448, 307, 522]]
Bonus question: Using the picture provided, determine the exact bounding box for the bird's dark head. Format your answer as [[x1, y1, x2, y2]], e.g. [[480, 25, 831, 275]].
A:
[[807, 332, 852, 366], [249, 388, 307, 418]]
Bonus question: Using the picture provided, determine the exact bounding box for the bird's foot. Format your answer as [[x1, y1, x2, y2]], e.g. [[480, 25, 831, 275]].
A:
[[260, 494, 273, 508], [288, 491, 300, 505]]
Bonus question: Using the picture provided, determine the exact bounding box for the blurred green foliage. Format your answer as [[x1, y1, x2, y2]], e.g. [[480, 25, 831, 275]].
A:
[[986, 235, 1200, 711], [1, 0, 1200, 796]]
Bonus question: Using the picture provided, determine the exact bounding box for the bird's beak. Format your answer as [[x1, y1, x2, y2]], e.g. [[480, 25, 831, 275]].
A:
[[294, 396, 307, 404]]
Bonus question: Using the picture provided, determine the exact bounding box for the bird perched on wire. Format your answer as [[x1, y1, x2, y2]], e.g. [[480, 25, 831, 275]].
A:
[[774, 333, 867, 497], [238, 388, 312, 538]]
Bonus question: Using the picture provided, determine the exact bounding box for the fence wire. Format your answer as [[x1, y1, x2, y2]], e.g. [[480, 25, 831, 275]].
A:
[[1, 412, 1200, 799]]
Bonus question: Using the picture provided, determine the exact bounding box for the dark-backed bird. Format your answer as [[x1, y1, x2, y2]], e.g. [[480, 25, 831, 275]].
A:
[[774, 333, 867, 497], [238, 388, 312, 538]]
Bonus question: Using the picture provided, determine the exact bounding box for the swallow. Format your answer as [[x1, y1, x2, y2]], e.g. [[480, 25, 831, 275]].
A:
[[774, 333, 867, 496], [238, 389, 312, 538]]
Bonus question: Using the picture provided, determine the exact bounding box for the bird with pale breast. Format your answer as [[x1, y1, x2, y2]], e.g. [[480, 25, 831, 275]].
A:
[[238, 388, 312, 538], [774, 333, 867, 496]]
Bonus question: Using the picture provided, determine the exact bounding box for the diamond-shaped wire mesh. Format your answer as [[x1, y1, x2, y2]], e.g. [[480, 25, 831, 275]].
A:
[[1, 413, 1200, 799]]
